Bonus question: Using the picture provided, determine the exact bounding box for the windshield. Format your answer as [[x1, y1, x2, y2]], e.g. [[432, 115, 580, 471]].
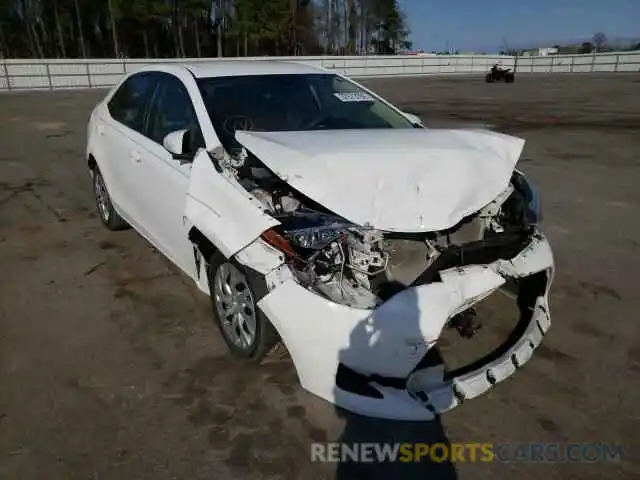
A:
[[197, 73, 415, 150]]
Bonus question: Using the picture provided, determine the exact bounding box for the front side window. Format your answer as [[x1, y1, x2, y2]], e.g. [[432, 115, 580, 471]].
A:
[[108, 73, 157, 133], [197, 73, 414, 150], [145, 75, 202, 150]]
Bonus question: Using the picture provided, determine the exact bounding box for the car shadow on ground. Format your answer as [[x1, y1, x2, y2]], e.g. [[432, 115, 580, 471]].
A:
[[332, 285, 458, 479]]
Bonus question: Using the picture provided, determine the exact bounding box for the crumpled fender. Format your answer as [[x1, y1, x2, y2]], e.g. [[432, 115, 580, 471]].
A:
[[184, 151, 280, 259]]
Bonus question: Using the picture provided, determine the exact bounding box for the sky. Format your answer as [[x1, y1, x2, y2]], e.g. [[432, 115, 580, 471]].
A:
[[399, 0, 640, 53]]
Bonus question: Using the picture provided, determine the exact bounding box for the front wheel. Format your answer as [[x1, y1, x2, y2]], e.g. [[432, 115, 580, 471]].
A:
[[485, 73, 494, 83], [207, 252, 279, 361]]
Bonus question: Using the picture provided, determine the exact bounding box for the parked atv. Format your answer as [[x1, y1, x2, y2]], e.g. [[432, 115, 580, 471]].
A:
[[486, 65, 515, 83]]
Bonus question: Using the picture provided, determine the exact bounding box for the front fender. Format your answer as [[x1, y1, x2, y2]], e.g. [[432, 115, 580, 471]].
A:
[[184, 151, 280, 259]]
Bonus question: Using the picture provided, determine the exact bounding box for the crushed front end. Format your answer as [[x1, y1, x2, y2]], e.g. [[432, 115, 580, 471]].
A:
[[251, 170, 552, 420], [206, 139, 553, 420]]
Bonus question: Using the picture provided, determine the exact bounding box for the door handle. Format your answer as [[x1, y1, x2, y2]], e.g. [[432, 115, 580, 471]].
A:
[[129, 150, 142, 163]]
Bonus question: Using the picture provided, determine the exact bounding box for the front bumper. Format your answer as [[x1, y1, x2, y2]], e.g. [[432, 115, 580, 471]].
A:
[[257, 232, 554, 421]]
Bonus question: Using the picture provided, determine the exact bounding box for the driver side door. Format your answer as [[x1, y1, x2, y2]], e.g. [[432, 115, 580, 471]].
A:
[[130, 73, 205, 276]]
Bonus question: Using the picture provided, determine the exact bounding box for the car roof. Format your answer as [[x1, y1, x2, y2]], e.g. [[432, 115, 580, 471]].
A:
[[145, 60, 332, 79]]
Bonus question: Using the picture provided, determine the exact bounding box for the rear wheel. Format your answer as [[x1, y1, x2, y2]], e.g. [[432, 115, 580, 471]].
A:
[[91, 166, 128, 231], [207, 252, 279, 361], [505, 73, 515, 83], [485, 73, 494, 83]]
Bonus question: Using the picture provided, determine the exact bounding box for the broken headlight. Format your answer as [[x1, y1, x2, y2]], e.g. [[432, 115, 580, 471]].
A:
[[276, 210, 353, 251], [286, 225, 350, 250], [512, 172, 542, 224]]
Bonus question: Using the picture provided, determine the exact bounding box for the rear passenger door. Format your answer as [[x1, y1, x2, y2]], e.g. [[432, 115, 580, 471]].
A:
[[130, 73, 204, 275], [103, 72, 159, 229]]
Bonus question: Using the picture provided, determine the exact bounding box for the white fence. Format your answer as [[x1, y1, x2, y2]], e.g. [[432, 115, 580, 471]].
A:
[[514, 50, 640, 73], [1, 51, 639, 91]]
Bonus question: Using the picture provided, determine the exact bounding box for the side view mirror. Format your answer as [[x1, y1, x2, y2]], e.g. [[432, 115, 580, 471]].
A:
[[163, 129, 194, 163], [403, 111, 424, 127]]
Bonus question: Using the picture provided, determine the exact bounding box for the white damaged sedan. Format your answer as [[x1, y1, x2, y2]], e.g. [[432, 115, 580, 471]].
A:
[[86, 60, 554, 420]]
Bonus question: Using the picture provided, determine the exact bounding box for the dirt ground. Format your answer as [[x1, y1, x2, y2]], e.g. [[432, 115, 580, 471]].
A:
[[1, 73, 639, 480]]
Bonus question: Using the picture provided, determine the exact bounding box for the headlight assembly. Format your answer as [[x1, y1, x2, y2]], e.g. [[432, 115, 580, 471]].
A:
[[285, 225, 350, 250], [512, 171, 542, 224]]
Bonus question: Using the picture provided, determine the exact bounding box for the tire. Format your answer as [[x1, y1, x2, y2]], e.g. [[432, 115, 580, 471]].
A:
[[485, 74, 494, 83], [506, 74, 515, 83], [91, 166, 128, 231], [207, 251, 279, 361]]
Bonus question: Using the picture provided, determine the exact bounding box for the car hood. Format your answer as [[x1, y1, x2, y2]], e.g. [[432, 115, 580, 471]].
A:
[[235, 128, 525, 232]]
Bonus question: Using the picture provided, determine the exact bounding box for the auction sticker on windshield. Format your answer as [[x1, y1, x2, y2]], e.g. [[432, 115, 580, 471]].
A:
[[333, 91, 374, 102]]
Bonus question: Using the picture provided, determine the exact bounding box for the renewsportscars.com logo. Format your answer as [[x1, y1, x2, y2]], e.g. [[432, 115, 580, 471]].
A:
[[311, 442, 626, 464]]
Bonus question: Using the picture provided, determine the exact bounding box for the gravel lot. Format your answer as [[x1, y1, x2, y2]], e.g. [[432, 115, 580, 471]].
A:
[[1, 73, 639, 480]]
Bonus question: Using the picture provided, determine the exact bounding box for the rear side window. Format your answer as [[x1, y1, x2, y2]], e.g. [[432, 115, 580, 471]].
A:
[[108, 73, 157, 133]]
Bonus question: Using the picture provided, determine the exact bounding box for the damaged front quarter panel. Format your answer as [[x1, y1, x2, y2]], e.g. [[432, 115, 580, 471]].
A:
[[184, 150, 281, 260]]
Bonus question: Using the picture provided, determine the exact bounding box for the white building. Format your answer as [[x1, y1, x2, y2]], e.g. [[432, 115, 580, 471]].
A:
[[538, 47, 559, 56], [520, 47, 559, 57]]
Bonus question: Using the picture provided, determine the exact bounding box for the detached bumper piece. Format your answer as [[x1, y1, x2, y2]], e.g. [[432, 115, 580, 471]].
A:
[[335, 271, 551, 418], [408, 271, 550, 412], [259, 232, 553, 421]]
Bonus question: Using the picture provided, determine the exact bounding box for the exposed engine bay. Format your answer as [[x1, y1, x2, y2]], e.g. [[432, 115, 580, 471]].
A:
[[213, 147, 540, 310]]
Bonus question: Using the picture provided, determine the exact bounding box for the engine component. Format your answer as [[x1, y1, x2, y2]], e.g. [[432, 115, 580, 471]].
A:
[[250, 188, 275, 212], [249, 187, 301, 215], [276, 194, 301, 214], [256, 207, 391, 307]]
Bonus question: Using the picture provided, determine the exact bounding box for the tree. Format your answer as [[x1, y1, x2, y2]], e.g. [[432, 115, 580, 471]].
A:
[[0, 0, 411, 58], [106, 0, 119, 57], [73, 0, 86, 57], [592, 32, 606, 52], [366, 0, 410, 54], [51, 0, 67, 57]]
